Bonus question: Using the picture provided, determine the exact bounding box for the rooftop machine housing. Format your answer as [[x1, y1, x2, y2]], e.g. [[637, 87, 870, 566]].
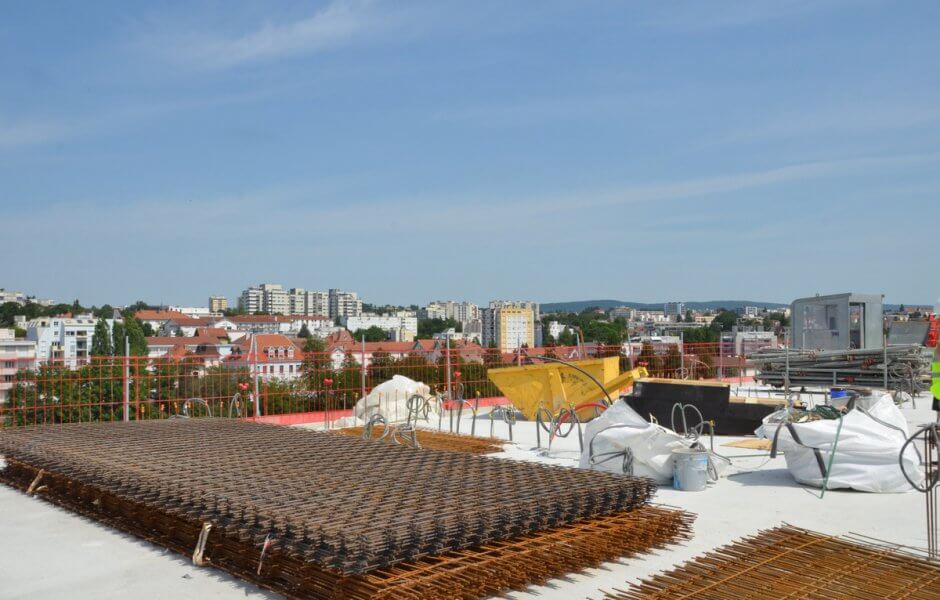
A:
[[790, 292, 884, 351]]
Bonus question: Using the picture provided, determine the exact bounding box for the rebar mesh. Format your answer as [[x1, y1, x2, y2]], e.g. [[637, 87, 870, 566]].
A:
[[1, 457, 689, 599], [604, 525, 940, 599], [334, 426, 506, 455], [0, 419, 655, 575]]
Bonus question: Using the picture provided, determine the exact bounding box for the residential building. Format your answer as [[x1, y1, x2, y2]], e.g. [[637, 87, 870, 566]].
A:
[[736, 306, 761, 318], [611, 306, 637, 320], [238, 286, 263, 314], [329, 289, 362, 319], [260, 283, 289, 315], [547, 320, 570, 341], [26, 314, 106, 367], [167, 306, 213, 318], [462, 318, 483, 343], [425, 300, 480, 323], [343, 314, 418, 341], [0, 289, 26, 305], [209, 296, 229, 313], [0, 329, 36, 403], [288, 288, 307, 315], [305, 291, 330, 317], [224, 334, 305, 381], [135, 309, 190, 334], [483, 303, 536, 351], [664, 302, 685, 317], [421, 303, 447, 320]]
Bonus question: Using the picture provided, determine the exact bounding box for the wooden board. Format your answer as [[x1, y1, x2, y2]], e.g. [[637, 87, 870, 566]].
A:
[[721, 438, 773, 450]]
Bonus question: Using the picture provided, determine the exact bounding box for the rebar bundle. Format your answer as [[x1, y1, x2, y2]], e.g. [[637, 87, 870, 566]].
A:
[[1, 454, 688, 598], [604, 525, 940, 599], [335, 426, 506, 455], [0, 419, 655, 576], [749, 344, 931, 393]]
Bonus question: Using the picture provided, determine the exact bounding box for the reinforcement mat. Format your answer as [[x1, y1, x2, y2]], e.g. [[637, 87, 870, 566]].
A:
[[334, 426, 506, 455], [0, 419, 655, 575], [603, 525, 940, 599], [1, 457, 691, 598]]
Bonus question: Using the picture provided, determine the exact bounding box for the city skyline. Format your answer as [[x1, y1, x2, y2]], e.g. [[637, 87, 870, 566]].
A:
[[3, 2, 938, 305]]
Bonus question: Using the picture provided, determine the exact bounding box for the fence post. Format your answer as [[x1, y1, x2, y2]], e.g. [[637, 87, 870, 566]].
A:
[[252, 334, 261, 417], [360, 334, 366, 404], [123, 336, 130, 421], [445, 336, 452, 432], [679, 332, 685, 379]]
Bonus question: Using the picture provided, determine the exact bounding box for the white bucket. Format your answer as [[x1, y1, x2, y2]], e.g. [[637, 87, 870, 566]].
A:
[[672, 448, 709, 492]]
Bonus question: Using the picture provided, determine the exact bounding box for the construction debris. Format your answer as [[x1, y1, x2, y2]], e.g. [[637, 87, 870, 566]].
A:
[[335, 426, 506, 455], [749, 344, 932, 394], [603, 525, 940, 599], [0, 419, 656, 577]]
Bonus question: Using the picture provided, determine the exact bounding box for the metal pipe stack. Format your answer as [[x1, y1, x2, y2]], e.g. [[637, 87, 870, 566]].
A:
[[748, 344, 931, 394]]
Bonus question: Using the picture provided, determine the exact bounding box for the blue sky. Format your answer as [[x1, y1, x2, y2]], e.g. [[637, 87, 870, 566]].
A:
[[2, 1, 938, 307]]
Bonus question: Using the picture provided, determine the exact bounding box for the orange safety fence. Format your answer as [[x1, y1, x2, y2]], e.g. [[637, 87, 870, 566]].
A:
[[0, 341, 757, 427]]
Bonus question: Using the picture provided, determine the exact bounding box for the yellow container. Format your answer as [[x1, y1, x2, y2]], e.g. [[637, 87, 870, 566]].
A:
[[487, 357, 647, 420]]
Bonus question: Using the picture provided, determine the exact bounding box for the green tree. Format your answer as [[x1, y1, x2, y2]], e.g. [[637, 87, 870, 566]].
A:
[[91, 319, 113, 356], [417, 318, 461, 338], [351, 326, 387, 342], [297, 323, 311, 338], [125, 318, 148, 356], [141, 322, 155, 336], [712, 310, 738, 332], [111, 320, 126, 354]]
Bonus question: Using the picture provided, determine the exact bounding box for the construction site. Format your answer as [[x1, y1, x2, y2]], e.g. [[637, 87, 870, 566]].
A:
[[1, 292, 939, 599]]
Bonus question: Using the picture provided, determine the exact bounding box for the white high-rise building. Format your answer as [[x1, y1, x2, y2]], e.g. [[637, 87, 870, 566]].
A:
[[329, 289, 362, 319], [288, 288, 307, 315], [239, 286, 263, 313], [260, 284, 289, 315], [306, 291, 329, 317], [664, 302, 685, 317]]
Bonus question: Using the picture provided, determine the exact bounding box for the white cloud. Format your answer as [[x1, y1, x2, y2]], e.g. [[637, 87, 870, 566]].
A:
[[0, 119, 77, 148], [157, 0, 397, 70]]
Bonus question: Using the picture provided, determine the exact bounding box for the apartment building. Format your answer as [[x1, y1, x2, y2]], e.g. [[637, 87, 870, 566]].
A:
[[0, 329, 36, 403], [329, 289, 362, 319], [0, 289, 26, 305], [26, 314, 107, 367], [482, 301, 537, 351], [239, 286, 263, 314], [208, 296, 229, 312], [342, 314, 418, 341], [664, 302, 685, 317]]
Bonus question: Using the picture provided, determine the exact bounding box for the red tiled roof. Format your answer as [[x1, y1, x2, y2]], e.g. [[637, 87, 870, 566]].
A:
[[135, 309, 188, 321]]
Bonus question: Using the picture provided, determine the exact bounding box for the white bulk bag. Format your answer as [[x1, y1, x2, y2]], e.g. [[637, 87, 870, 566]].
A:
[[579, 400, 691, 484], [756, 393, 922, 493], [353, 375, 434, 424]]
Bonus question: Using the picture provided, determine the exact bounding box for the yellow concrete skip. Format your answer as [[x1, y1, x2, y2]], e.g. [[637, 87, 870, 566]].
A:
[[487, 357, 647, 420]]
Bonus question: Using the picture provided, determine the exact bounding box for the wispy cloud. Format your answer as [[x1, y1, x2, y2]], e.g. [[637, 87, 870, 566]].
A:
[[0, 89, 279, 150], [152, 0, 403, 70], [645, 0, 853, 31], [0, 118, 78, 148]]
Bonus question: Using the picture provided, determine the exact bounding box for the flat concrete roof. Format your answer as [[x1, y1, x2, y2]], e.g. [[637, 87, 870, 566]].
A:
[[1, 393, 934, 599]]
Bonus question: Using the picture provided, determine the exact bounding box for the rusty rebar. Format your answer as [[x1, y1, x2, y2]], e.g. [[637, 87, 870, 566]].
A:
[[1, 456, 687, 599], [0, 419, 655, 575], [335, 426, 505, 455], [603, 525, 940, 599]]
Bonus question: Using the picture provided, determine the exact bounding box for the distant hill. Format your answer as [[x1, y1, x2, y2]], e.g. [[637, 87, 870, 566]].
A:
[[541, 299, 789, 314]]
